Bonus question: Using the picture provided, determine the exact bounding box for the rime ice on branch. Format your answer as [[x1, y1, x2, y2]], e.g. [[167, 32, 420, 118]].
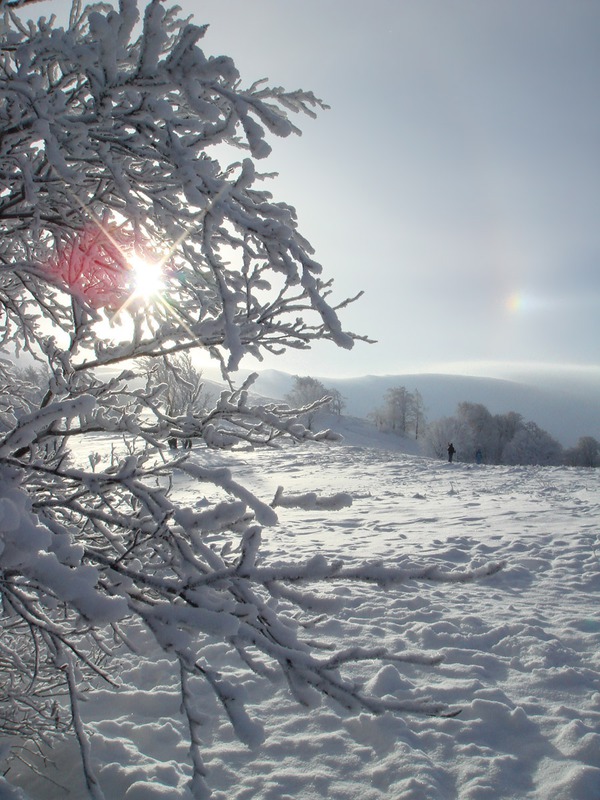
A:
[[0, 1, 502, 797]]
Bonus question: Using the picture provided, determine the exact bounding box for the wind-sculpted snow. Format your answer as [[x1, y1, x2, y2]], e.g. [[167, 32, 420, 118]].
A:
[[9, 442, 600, 800]]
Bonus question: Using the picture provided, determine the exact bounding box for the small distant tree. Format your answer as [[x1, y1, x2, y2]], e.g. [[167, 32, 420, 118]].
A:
[[285, 375, 344, 428], [285, 376, 328, 407], [564, 436, 600, 467], [409, 388, 427, 440], [326, 386, 345, 416], [371, 385, 423, 437], [141, 353, 213, 418], [386, 386, 412, 433]]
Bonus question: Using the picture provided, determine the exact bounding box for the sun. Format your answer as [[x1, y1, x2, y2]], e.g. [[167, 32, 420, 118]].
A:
[[129, 254, 165, 301]]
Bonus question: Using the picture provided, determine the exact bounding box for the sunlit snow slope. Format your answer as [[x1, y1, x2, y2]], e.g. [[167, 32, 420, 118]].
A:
[[10, 434, 600, 800]]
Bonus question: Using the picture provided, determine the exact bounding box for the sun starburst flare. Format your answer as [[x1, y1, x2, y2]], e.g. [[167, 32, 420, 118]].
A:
[[128, 254, 165, 302]]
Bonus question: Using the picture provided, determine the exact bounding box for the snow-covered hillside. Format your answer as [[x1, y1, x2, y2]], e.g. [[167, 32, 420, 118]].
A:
[[7, 431, 600, 800], [230, 368, 600, 448]]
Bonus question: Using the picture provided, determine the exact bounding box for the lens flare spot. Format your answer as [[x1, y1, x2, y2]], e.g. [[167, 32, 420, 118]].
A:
[[505, 291, 550, 315], [506, 292, 520, 313]]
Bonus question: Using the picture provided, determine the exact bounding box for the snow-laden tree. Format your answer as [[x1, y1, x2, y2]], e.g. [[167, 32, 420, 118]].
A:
[[284, 375, 344, 429], [381, 386, 412, 434], [425, 402, 564, 466], [564, 436, 600, 468], [454, 402, 496, 461], [0, 1, 503, 797], [411, 388, 426, 440], [492, 410, 523, 464], [371, 386, 426, 439], [140, 352, 213, 423], [501, 421, 563, 466], [424, 415, 467, 460]]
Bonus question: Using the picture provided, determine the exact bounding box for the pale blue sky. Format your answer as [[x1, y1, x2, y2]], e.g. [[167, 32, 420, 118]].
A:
[[31, 1, 600, 380], [192, 0, 600, 380]]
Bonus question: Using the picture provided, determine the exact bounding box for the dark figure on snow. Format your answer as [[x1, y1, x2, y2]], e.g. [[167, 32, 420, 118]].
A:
[[475, 448, 483, 464], [448, 442, 456, 463]]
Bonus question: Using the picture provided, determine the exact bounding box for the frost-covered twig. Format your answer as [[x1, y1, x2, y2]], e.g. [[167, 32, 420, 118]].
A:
[[61, 648, 107, 800], [179, 661, 211, 800]]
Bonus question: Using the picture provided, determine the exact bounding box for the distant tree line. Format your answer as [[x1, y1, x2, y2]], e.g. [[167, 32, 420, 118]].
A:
[[7, 367, 596, 468], [369, 386, 599, 468], [424, 402, 563, 465], [424, 400, 599, 467]]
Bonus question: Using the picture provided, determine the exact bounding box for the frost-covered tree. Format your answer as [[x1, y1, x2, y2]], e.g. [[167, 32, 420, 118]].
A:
[[141, 352, 213, 421], [371, 385, 424, 438], [455, 402, 495, 460], [0, 361, 49, 429], [425, 402, 563, 466], [384, 386, 412, 434], [285, 375, 344, 428], [326, 386, 345, 416], [410, 388, 426, 440], [424, 415, 467, 460], [285, 375, 329, 407], [501, 421, 563, 466], [564, 436, 600, 468], [492, 410, 523, 464], [0, 2, 502, 797]]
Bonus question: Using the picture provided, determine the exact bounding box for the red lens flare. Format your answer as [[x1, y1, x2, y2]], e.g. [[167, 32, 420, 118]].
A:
[[46, 226, 133, 311]]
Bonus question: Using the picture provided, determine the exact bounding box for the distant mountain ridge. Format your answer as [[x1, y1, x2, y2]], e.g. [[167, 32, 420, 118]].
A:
[[239, 369, 599, 447]]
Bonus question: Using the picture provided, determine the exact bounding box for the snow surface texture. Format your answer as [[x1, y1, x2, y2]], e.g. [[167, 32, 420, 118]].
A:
[[8, 437, 600, 800]]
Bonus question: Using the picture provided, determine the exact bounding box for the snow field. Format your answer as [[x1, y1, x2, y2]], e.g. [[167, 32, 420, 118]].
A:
[[9, 441, 600, 800]]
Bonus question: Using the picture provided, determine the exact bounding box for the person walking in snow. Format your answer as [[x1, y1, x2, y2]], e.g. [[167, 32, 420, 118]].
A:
[[448, 442, 456, 463]]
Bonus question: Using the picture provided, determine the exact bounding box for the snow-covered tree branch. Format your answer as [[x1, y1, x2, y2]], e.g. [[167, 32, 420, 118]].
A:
[[0, 1, 502, 797]]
